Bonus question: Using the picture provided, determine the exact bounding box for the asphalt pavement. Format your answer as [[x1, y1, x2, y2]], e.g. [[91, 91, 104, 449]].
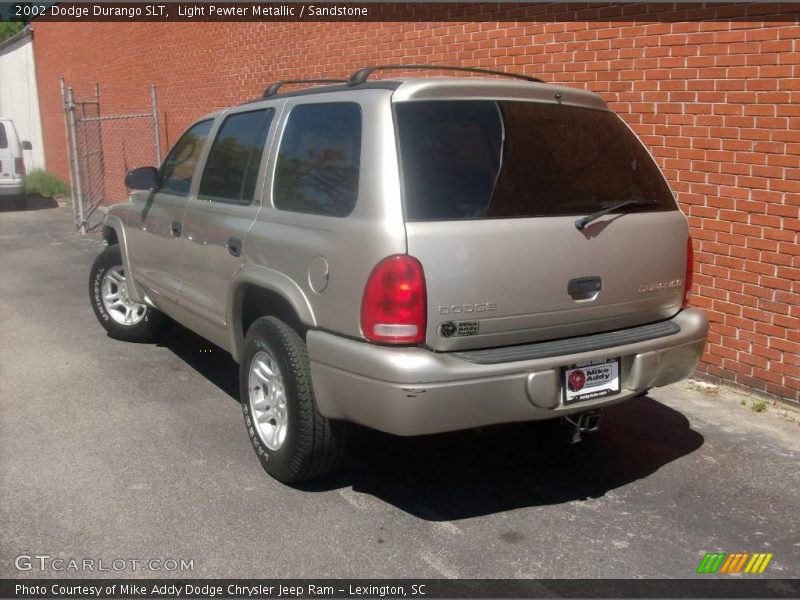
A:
[[1, 201, 798, 580]]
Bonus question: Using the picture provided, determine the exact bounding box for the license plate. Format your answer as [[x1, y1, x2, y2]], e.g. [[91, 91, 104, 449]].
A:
[[563, 357, 621, 403]]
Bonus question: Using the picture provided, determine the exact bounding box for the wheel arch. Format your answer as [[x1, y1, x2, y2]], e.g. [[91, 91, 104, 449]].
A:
[[228, 266, 316, 363], [101, 215, 144, 304], [102, 225, 118, 246]]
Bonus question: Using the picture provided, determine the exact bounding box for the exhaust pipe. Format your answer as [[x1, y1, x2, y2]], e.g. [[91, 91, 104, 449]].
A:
[[578, 410, 601, 432], [562, 410, 601, 444]]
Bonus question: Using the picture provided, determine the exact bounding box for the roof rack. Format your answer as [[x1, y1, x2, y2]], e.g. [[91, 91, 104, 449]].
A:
[[262, 79, 348, 98], [347, 64, 544, 87]]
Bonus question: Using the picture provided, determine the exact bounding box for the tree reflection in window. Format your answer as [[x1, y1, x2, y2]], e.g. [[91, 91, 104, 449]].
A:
[[274, 103, 362, 217], [199, 109, 274, 205], [159, 120, 213, 197]]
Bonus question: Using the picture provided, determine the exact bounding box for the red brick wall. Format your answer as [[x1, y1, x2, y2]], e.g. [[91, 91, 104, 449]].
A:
[[32, 3, 800, 401]]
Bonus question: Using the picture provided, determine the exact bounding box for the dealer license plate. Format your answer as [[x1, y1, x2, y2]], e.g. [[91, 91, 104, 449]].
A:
[[563, 357, 621, 403]]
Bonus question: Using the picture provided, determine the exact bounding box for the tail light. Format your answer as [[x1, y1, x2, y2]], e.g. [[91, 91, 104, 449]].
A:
[[14, 157, 25, 176], [683, 237, 694, 307], [361, 255, 426, 344]]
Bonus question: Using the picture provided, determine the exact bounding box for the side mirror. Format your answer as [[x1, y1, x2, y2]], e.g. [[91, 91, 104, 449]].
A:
[[125, 166, 160, 191], [21, 141, 32, 150]]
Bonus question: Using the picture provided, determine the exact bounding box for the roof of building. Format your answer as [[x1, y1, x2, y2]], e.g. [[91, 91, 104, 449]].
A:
[[0, 25, 32, 55]]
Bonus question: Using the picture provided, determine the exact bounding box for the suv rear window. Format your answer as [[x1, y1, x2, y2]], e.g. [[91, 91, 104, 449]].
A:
[[0, 124, 7, 149], [395, 101, 676, 221], [273, 103, 362, 217]]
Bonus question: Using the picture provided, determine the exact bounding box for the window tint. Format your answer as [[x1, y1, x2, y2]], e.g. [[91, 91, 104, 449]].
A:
[[0, 123, 7, 149], [395, 101, 676, 221], [159, 120, 213, 196], [273, 103, 361, 217], [198, 109, 274, 205]]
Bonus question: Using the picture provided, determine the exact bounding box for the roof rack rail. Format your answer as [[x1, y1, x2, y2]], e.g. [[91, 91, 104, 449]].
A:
[[347, 64, 544, 87], [262, 79, 347, 98]]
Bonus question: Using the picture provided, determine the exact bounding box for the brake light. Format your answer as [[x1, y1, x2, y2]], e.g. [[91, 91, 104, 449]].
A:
[[683, 237, 694, 307], [14, 157, 25, 176], [361, 255, 426, 344]]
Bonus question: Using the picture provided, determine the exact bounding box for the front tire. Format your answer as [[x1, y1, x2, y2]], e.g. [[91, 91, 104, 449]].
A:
[[240, 316, 347, 483], [89, 244, 169, 342]]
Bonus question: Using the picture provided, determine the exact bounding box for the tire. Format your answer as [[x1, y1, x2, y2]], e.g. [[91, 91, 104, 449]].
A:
[[89, 244, 170, 342], [240, 316, 347, 483]]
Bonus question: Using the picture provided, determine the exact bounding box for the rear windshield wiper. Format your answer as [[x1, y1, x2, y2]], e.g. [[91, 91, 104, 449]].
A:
[[574, 199, 658, 231]]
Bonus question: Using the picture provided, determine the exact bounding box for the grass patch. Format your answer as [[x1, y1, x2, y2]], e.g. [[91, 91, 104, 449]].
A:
[[24, 169, 70, 198], [751, 399, 767, 413]]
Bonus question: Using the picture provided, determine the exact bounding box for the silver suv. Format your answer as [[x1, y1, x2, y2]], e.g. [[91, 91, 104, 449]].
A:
[[89, 65, 709, 483]]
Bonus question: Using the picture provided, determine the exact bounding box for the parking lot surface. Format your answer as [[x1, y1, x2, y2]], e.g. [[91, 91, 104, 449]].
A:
[[1, 203, 799, 579]]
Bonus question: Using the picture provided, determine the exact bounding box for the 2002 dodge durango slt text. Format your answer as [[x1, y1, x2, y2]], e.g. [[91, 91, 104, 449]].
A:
[[89, 65, 709, 483]]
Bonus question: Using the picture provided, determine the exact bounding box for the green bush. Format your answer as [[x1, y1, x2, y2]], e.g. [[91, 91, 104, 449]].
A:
[[24, 169, 71, 198]]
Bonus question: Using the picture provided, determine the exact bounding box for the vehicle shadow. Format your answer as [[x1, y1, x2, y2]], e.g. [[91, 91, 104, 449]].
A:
[[157, 324, 240, 402], [159, 323, 704, 520], [320, 397, 703, 520], [0, 195, 60, 212]]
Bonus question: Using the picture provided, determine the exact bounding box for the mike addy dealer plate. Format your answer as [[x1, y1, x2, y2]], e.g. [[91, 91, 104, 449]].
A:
[[562, 357, 621, 403]]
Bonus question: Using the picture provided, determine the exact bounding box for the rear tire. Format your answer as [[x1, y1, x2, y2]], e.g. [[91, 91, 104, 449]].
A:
[[89, 244, 170, 342], [240, 316, 347, 483]]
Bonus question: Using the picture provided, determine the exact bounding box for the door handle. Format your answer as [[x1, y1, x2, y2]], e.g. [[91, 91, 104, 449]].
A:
[[170, 221, 182, 237], [227, 237, 242, 257]]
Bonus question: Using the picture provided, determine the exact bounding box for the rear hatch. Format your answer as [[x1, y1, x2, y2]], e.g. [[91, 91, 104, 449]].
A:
[[394, 98, 689, 352]]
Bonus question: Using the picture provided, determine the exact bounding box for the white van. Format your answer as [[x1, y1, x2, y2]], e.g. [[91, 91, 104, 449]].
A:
[[0, 118, 31, 201]]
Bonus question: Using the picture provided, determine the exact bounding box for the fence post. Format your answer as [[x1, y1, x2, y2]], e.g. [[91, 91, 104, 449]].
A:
[[66, 87, 86, 234], [61, 78, 79, 228], [79, 98, 87, 201], [95, 82, 107, 203], [151, 84, 161, 165]]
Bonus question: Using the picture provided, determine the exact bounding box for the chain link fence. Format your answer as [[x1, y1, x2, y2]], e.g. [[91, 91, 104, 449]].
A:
[[61, 79, 161, 233]]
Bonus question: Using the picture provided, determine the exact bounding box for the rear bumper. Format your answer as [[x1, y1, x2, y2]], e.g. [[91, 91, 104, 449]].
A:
[[308, 309, 709, 436], [0, 179, 24, 197]]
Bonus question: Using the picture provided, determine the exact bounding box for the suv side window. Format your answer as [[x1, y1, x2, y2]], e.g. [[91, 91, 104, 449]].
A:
[[198, 109, 275, 205], [0, 123, 7, 149], [273, 103, 361, 217], [159, 119, 213, 196]]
